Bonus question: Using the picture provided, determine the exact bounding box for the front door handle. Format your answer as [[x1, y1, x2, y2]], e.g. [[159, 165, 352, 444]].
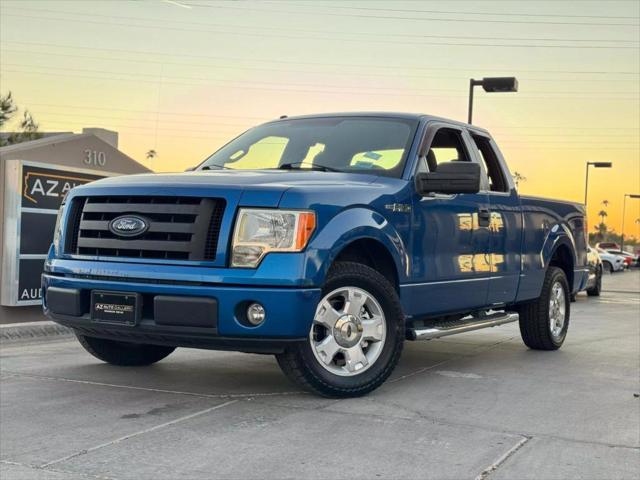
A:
[[478, 208, 491, 227]]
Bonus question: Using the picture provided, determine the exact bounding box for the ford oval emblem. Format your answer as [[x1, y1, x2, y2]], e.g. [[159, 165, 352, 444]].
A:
[[108, 215, 149, 238]]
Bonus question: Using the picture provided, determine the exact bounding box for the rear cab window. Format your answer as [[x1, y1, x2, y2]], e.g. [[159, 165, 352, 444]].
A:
[[469, 134, 509, 193]]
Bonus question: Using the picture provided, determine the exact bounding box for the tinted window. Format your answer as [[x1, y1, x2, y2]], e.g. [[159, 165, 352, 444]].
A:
[[471, 135, 508, 192], [419, 128, 471, 173], [200, 117, 418, 177]]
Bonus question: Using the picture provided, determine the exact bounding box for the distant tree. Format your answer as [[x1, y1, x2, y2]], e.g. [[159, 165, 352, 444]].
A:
[[0, 92, 42, 146], [146, 149, 157, 161], [0, 91, 17, 127], [601, 199, 609, 208], [513, 171, 527, 189]]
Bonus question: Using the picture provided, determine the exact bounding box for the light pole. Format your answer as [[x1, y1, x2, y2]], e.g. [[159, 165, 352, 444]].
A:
[[468, 77, 518, 124], [584, 161, 612, 207], [621, 193, 640, 252]]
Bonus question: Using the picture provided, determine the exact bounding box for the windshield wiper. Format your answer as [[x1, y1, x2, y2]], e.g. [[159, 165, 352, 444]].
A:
[[200, 164, 231, 170], [278, 162, 341, 172]]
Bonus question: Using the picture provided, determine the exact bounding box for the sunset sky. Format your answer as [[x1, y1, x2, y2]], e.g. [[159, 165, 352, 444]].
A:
[[1, 0, 639, 235]]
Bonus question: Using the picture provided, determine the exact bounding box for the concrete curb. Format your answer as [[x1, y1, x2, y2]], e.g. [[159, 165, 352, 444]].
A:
[[0, 321, 73, 344]]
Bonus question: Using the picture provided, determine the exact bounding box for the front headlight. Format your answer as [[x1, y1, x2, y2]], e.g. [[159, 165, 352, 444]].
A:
[[231, 208, 316, 268]]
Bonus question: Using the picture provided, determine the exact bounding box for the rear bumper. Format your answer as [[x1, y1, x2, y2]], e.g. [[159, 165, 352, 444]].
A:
[[42, 272, 321, 350]]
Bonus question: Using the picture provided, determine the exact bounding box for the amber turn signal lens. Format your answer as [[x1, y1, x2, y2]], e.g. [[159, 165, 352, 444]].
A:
[[295, 212, 316, 250]]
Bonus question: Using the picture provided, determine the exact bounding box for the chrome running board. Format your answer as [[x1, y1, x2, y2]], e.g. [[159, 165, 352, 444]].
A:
[[408, 312, 519, 341]]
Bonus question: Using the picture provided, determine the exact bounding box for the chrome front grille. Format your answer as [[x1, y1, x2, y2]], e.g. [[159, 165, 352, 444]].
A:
[[65, 196, 225, 261]]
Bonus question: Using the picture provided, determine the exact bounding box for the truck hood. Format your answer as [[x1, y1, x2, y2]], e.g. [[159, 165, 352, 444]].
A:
[[71, 170, 398, 208], [86, 170, 380, 188]]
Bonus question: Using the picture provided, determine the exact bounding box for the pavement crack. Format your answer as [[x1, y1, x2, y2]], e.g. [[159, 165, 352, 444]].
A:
[[475, 435, 532, 480], [368, 397, 640, 451], [39, 400, 238, 469], [387, 335, 516, 386], [2, 371, 306, 399], [0, 459, 116, 480]]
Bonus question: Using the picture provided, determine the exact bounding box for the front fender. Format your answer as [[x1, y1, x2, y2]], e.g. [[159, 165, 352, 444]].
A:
[[303, 207, 408, 286]]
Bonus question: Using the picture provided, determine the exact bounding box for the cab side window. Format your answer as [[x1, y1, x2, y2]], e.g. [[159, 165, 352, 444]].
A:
[[471, 135, 509, 192], [418, 128, 471, 173]]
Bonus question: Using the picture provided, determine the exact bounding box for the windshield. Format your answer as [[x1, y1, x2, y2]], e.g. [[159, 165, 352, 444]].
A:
[[199, 116, 418, 177]]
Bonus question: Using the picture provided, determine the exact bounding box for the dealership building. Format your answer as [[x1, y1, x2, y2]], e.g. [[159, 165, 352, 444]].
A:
[[0, 128, 150, 324]]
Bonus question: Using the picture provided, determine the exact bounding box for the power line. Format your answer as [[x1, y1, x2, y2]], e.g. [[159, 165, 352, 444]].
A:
[[4, 7, 637, 44], [6, 68, 640, 100], [27, 111, 253, 130], [5, 61, 639, 95], [3, 41, 639, 76], [28, 105, 640, 133], [0, 62, 460, 93], [26, 103, 640, 131], [3, 12, 638, 49], [4, 49, 639, 88], [28, 103, 271, 120], [264, 1, 639, 20], [184, 1, 640, 27]]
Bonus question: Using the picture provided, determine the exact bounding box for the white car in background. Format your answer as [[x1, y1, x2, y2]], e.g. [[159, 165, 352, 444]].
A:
[[596, 248, 626, 273]]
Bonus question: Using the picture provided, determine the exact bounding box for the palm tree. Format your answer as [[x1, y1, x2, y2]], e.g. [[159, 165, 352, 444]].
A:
[[601, 199, 609, 209], [598, 210, 608, 224], [146, 149, 157, 161], [513, 171, 527, 189]]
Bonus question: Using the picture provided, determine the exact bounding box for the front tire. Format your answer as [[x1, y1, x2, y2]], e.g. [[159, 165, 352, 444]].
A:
[[76, 334, 176, 366], [586, 266, 602, 296], [603, 261, 613, 274], [516, 266, 570, 350], [276, 262, 404, 398]]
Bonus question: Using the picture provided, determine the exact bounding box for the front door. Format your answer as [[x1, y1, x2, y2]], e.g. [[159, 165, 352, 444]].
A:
[[407, 125, 491, 316]]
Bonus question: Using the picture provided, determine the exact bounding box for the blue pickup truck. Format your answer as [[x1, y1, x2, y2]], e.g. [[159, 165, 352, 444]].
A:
[[43, 113, 588, 397]]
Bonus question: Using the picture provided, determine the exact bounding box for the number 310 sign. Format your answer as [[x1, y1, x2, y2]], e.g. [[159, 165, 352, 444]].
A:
[[84, 149, 107, 167]]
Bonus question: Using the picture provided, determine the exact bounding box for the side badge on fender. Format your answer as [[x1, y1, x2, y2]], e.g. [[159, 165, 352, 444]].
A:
[[385, 203, 411, 213]]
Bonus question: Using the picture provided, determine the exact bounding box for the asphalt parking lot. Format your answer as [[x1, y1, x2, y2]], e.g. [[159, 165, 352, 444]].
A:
[[1, 270, 638, 480]]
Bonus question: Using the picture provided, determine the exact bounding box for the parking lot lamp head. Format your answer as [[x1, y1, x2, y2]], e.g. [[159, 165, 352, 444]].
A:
[[467, 77, 518, 124], [584, 161, 613, 207]]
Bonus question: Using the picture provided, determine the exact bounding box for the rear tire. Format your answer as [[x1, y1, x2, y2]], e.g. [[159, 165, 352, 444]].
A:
[[516, 267, 570, 351], [276, 262, 404, 398], [586, 266, 602, 296], [603, 261, 613, 274], [76, 334, 175, 366]]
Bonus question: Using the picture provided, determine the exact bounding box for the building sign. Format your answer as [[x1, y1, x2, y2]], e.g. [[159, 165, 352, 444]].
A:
[[1, 161, 107, 306], [22, 165, 102, 210]]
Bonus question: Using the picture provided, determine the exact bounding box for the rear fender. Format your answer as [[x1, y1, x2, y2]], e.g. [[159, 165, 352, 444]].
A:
[[541, 223, 577, 268]]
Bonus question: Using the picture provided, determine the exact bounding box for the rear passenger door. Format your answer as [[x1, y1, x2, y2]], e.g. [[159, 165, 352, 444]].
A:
[[468, 132, 523, 306]]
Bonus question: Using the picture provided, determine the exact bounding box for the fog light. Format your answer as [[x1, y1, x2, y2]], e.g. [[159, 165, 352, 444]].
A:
[[246, 303, 266, 326]]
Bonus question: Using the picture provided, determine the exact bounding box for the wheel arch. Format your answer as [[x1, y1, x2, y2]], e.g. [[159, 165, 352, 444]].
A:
[[547, 240, 576, 290], [306, 207, 408, 289], [332, 238, 400, 292]]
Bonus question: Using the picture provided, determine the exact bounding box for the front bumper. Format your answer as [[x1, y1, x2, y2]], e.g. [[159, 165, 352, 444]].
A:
[[42, 272, 321, 352]]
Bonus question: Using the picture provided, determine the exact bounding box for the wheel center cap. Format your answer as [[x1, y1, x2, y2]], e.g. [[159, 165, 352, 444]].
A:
[[333, 314, 363, 348]]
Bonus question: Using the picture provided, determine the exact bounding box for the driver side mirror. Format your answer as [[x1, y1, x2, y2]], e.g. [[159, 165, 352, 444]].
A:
[[416, 161, 481, 195]]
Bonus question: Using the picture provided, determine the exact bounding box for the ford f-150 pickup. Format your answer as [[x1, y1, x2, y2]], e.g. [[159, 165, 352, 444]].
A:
[[43, 113, 589, 397]]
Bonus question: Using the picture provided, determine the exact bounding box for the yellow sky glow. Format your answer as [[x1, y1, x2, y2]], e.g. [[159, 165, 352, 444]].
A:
[[1, 0, 639, 236]]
